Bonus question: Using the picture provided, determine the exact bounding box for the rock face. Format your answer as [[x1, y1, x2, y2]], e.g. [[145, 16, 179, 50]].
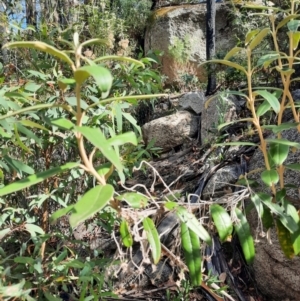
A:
[[248, 127, 300, 301], [178, 91, 205, 114], [142, 110, 199, 151], [145, 4, 235, 84], [201, 94, 241, 143]]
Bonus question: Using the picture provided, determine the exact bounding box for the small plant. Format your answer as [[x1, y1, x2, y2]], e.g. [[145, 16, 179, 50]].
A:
[[203, 0, 300, 261]]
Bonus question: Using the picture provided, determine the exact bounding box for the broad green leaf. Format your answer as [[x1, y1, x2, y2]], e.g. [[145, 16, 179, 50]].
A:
[[3, 155, 35, 175], [265, 138, 300, 148], [95, 162, 113, 179], [285, 163, 300, 171], [143, 217, 161, 264], [0, 228, 11, 240], [116, 192, 148, 209], [256, 100, 271, 117], [288, 31, 300, 50], [276, 15, 299, 31], [16, 123, 42, 146], [50, 205, 75, 224], [24, 82, 42, 93], [66, 96, 88, 109], [69, 184, 114, 228], [276, 219, 294, 258], [75, 126, 124, 181], [94, 55, 145, 67], [275, 65, 295, 75], [262, 198, 298, 233], [3, 41, 74, 68], [81, 38, 109, 48], [122, 112, 142, 136], [256, 53, 280, 68], [262, 123, 299, 134], [224, 47, 243, 60], [181, 222, 201, 286], [50, 118, 74, 130], [202, 59, 246, 74], [25, 224, 45, 236], [210, 204, 233, 242], [19, 120, 49, 132], [14, 257, 35, 265], [254, 90, 280, 113], [120, 219, 133, 248], [245, 28, 260, 45], [170, 204, 212, 245], [261, 169, 279, 186], [287, 20, 300, 32], [269, 143, 289, 165], [0, 162, 80, 197], [14, 124, 32, 153], [249, 28, 270, 50], [74, 65, 113, 98], [250, 193, 264, 217], [107, 132, 137, 147], [234, 208, 255, 264]]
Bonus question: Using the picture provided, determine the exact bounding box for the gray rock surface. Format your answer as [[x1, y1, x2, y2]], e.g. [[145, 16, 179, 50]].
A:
[[145, 4, 235, 84], [142, 110, 199, 151], [178, 91, 205, 114], [201, 94, 241, 144], [247, 127, 300, 301]]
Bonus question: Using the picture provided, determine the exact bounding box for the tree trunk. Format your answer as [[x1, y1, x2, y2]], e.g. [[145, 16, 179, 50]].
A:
[[26, 0, 37, 27], [205, 0, 216, 96]]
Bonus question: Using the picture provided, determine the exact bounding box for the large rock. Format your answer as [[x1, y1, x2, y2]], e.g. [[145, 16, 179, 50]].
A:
[[248, 127, 300, 301], [145, 4, 235, 84], [178, 91, 205, 114], [142, 110, 199, 151], [201, 94, 241, 144]]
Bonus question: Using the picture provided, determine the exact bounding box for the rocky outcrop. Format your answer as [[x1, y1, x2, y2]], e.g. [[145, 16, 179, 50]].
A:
[[142, 110, 199, 151], [145, 4, 235, 84]]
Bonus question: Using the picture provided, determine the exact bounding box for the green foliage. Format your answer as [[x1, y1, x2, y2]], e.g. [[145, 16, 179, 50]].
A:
[[204, 0, 300, 260]]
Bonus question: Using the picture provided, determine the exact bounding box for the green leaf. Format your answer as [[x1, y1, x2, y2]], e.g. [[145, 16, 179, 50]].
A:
[[210, 204, 233, 242], [245, 28, 260, 45], [276, 219, 294, 258], [0, 228, 11, 240], [285, 163, 300, 171], [224, 47, 243, 60], [167, 203, 212, 246], [181, 222, 201, 286], [275, 65, 295, 75], [143, 217, 161, 264], [254, 90, 280, 113], [75, 126, 124, 180], [116, 192, 148, 209], [256, 100, 271, 117], [234, 208, 255, 264], [3, 156, 35, 175], [3, 41, 74, 68], [249, 28, 270, 50], [16, 123, 42, 146], [43, 292, 62, 301], [256, 53, 280, 68], [287, 20, 300, 32], [69, 184, 114, 228], [14, 256, 35, 265], [202, 59, 246, 75], [74, 65, 113, 98], [24, 82, 42, 93], [19, 120, 49, 132], [50, 118, 75, 130], [269, 143, 289, 165], [265, 138, 300, 148], [120, 219, 133, 248], [0, 162, 80, 197], [50, 205, 75, 224], [261, 197, 298, 233], [262, 123, 299, 134], [261, 169, 279, 186], [276, 15, 299, 31], [25, 224, 45, 235], [214, 141, 256, 147], [107, 132, 137, 147]]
